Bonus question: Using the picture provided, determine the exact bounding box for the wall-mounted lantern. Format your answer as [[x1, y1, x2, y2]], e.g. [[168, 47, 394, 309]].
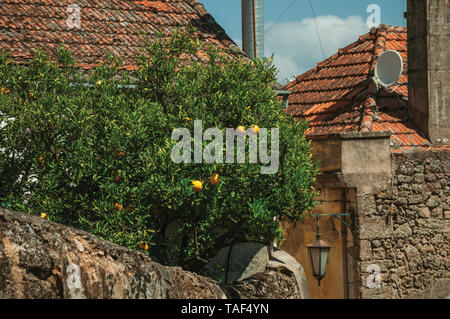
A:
[[306, 216, 331, 286], [306, 212, 354, 286]]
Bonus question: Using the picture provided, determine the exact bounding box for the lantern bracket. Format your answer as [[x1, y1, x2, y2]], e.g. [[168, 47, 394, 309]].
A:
[[312, 210, 354, 228]]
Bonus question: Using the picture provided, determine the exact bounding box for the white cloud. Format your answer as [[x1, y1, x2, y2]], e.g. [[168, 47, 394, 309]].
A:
[[264, 15, 369, 84]]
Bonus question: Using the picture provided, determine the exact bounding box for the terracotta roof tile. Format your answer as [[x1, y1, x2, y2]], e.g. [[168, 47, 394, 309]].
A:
[[0, 0, 245, 68], [284, 25, 449, 153]]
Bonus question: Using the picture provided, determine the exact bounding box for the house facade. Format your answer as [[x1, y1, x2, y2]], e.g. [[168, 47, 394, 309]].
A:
[[281, 0, 449, 299]]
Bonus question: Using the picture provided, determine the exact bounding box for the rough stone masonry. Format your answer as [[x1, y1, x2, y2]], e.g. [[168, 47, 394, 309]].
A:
[[0, 207, 307, 299], [357, 150, 450, 299]]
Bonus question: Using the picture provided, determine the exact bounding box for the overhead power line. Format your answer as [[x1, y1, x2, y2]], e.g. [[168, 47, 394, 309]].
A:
[[306, 0, 326, 60], [264, 0, 298, 34], [264, 0, 326, 61]]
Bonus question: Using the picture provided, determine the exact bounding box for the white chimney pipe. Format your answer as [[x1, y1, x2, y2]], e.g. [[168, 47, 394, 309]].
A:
[[242, 0, 264, 59]]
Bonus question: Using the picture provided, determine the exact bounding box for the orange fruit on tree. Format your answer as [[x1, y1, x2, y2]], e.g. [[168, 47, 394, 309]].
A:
[[192, 180, 204, 192], [236, 126, 246, 135], [209, 173, 221, 186], [138, 242, 149, 251], [250, 125, 260, 134]]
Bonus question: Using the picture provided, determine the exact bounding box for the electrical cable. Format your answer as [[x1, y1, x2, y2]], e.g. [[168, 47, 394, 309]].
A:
[[264, 0, 298, 34], [306, 0, 326, 60]]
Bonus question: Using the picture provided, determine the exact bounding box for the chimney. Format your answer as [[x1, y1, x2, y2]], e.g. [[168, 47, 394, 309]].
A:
[[242, 0, 264, 59], [407, 0, 450, 144]]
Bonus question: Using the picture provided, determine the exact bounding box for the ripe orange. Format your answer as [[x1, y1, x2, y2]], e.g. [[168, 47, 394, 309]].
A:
[[138, 242, 149, 250], [250, 125, 260, 134], [192, 180, 204, 192], [236, 126, 246, 135], [114, 203, 123, 212], [209, 173, 221, 186]]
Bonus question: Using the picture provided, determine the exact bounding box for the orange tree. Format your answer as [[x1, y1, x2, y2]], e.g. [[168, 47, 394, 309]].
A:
[[0, 29, 319, 270]]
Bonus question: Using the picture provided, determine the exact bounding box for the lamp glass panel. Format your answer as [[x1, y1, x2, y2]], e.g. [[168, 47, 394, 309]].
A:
[[320, 249, 330, 276], [309, 247, 320, 276]]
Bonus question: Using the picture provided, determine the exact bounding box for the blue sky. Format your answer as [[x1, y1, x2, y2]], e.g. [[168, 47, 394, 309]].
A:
[[199, 0, 407, 82]]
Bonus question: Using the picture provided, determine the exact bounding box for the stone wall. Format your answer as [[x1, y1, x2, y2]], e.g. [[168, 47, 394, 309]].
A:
[[356, 149, 450, 298], [0, 207, 308, 299]]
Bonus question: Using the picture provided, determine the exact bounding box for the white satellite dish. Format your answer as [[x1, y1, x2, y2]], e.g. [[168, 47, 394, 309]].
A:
[[374, 50, 403, 87]]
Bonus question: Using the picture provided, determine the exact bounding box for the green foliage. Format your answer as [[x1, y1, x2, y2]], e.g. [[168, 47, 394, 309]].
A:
[[0, 29, 319, 270]]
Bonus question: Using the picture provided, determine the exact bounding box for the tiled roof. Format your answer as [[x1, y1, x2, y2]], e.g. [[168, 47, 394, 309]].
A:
[[0, 0, 245, 70], [284, 25, 449, 153]]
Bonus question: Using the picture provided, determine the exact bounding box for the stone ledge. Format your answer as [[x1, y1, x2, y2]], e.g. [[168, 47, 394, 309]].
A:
[[0, 208, 307, 299]]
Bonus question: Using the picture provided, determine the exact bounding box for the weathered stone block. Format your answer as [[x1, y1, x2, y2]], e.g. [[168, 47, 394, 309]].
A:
[[411, 184, 424, 193], [419, 207, 431, 218], [398, 175, 413, 183], [404, 245, 420, 262], [414, 173, 425, 183], [414, 165, 424, 173], [372, 240, 382, 248], [206, 242, 269, 284], [372, 248, 386, 260], [408, 194, 424, 205], [395, 198, 408, 206], [426, 196, 441, 209], [394, 223, 412, 239], [266, 248, 309, 299], [360, 218, 391, 240], [445, 211, 450, 220], [397, 163, 414, 176]]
